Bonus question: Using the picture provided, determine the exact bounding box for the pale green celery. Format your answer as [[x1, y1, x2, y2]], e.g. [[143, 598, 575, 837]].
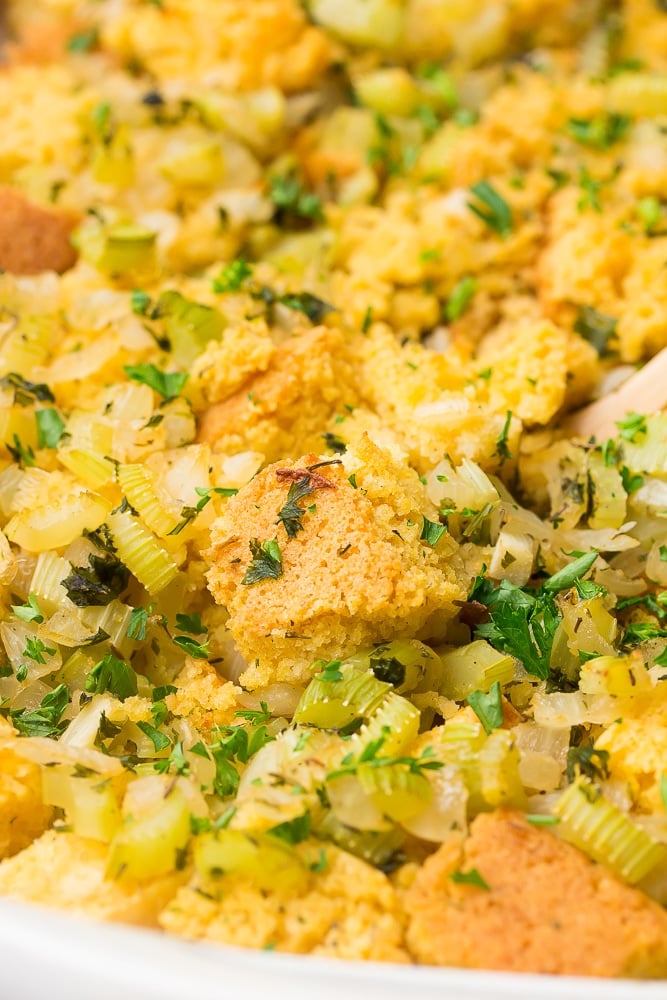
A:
[[193, 829, 308, 892], [438, 640, 515, 701], [107, 786, 191, 881], [293, 662, 390, 728]]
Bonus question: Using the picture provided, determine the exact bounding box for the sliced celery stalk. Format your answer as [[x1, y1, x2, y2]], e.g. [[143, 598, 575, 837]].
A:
[[316, 810, 405, 866], [579, 654, 652, 698], [42, 765, 121, 843], [438, 640, 515, 701], [106, 509, 178, 595], [588, 451, 627, 530], [194, 829, 308, 893], [554, 778, 667, 884], [478, 730, 527, 810], [357, 762, 432, 822], [117, 464, 181, 538], [155, 291, 225, 367], [107, 786, 191, 881], [293, 662, 390, 728], [81, 224, 157, 274], [351, 691, 420, 757]]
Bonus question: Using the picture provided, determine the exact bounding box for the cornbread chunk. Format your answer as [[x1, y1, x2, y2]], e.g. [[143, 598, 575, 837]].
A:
[[0, 725, 52, 860], [0, 188, 77, 275], [206, 435, 466, 688], [404, 809, 667, 977], [165, 659, 242, 735], [198, 325, 358, 465], [0, 830, 186, 926], [160, 842, 408, 962]]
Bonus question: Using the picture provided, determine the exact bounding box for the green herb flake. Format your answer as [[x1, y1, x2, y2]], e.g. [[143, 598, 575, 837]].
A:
[[124, 363, 188, 401], [616, 411, 647, 442], [661, 773, 667, 813], [35, 408, 66, 449], [542, 552, 598, 593], [173, 635, 211, 659], [277, 477, 314, 539], [573, 306, 617, 355], [66, 27, 99, 53], [494, 410, 513, 465], [467, 181, 513, 238], [85, 654, 138, 701], [241, 538, 283, 586], [566, 745, 610, 783], [450, 868, 490, 890], [138, 721, 171, 752], [421, 516, 446, 546], [212, 259, 253, 294], [566, 113, 630, 150], [130, 289, 152, 315], [11, 684, 70, 738], [466, 681, 503, 734], [620, 466, 644, 494], [279, 292, 335, 324], [525, 814, 561, 827], [445, 276, 477, 322], [268, 811, 311, 845], [636, 196, 663, 235], [316, 660, 344, 683], [127, 606, 149, 641], [23, 636, 56, 663], [12, 594, 44, 624], [0, 373, 55, 406]]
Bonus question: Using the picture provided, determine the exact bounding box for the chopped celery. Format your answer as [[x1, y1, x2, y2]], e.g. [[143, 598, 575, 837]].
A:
[[6, 492, 112, 553], [29, 551, 73, 611], [579, 654, 652, 697], [107, 786, 191, 881], [293, 662, 390, 728], [560, 593, 617, 658], [438, 640, 515, 701], [77, 224, 157, 275], [588, 451, 627, 530], [621, 414, 667, 476], [118, 464, 181, 538], [346, 639, 444, 694], [154, 291, 225, 367], [351, 691, 421, 757], [106, 509, 178, 595], [42, 765, 121, 843], [160, 141, 225, 187], [478, 730, 527, 810], [355, 68, 422, 116], [80, 600, 136, 658], [193, 829, 308, 892], [554, 778, 667, 884], [308, 0, 404, 49], [357, 762, 432, 822], [316, 811, 405, 866], [92, 125, 135, 187], [58, 449, 116, 490]]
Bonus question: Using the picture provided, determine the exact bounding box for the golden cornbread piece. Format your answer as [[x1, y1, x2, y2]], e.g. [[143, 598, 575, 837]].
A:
[[404, 810, 667, 978], [165, 659, 242, 736], [160, 842, 408, 962], [0, 187, 77, 275], [206, 436, 466, 689], [0, 726, 52, 860], [198, 325, 358, 465], [0, 831, 186, 926]]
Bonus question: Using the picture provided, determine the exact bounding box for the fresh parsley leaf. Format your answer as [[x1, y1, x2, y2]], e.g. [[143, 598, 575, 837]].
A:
[[241, 538, 283, 586], [127, 606, 149, 640], [85, 653, 138, 701], [124, 363, 188, 401], [212, 259, 253, 294], [542, 551, 598, 593], [316, 660, 344, 683], [10, 684, 70, 738], [7, 435, 35, 468], [23, 636, 56, 663], [624, 622, 667, 646], [66, 27, 99, 52], [616, 411, 647, 442], [450, 868, 490, 890], [167, 486, 237, 536], [0, 373, 55, 406], [620, 466, 644, 494], [279, 292, 335, 324], [475, 581, 558, 680], [154, 741, 189, 776], [268, 811, 311, 845], [566, 113, 630, 149], [466, 681, 503, 734], [566, 745, 610, 783], [445, 276, 476, 322], [130, 289, 152, 315], [35, 408, 66, 449], [421, 516, 446, 546], [494, 410, 513, 465], [573, 306, 617, 355], [11, 594, 44, 624], [660, 545, 667, 562], [174, 612, 206, 635], [321, 432, 346, 454], [61, 554, 129, 607], [277, 477, 314, 539], [137, 720, 171, 752], [173, 635, 211, 659], [235, 702, 271, 725], [269, 174, 323, 225], [467, 181, 513, 238], [525, 814, 560, 827]]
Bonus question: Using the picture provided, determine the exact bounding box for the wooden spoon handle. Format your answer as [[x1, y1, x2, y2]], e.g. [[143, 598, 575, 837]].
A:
[[563, 347, 667, 441]]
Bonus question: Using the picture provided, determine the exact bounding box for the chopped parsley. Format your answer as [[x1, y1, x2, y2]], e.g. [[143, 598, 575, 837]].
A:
[[566, 113, 630, 150], [130, 289, 152, 315], [636, 196, 663, 236], [10, 684, 70, 738], [67, 27, 100, 52], [466, 681, 503, 734], [277, 476, 314, 538], [11, 594, 44, 624], [494, 410, 513, 465], [137, 721, 171, 752], [212, 259, 253, 294], [168, 485, 238, 536], [35, 408, 66, 449], [316, 660, 344, 683], [616, 412, 647, 442], [566, 745, 610, 783], [0, 373, 55, 406], [124, 363, 188, 401], [241, 539, 283, 586], [444, 276, 476, 322], [450, 868, 490, 890], [269, 174, 323, 226], [175, 612, 206, 635], [85, 653, 138, 701], [421, 516, 446, 546], [467, 181, 513, 238], [172, 635, 211, 659], [268, 812, 312, 845], [61, 553, 129, 607], [279, 292, 336, 324], [541, 551, 598, 593], [321, 432, 346, 454], [573, 306, 617, 355], [126, 606, 150, 641], [23, 636, 55, 663], [620, 466, 644, 494]]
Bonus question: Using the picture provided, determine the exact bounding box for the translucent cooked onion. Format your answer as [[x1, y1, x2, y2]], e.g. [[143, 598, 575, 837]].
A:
[[8, 734, 122, 774], [532, 689, 620, 727], [401, 764, 468, 842]]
